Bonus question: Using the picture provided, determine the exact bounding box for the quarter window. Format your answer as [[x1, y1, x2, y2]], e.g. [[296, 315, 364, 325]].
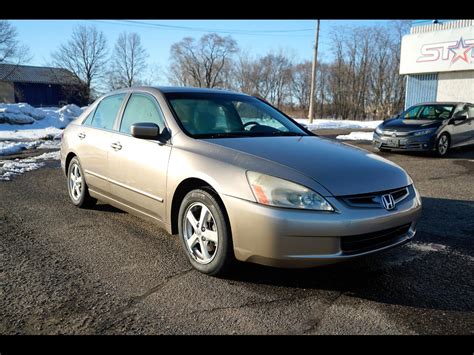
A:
[[91, 94, 126, 130], [468, 106, 474, 118], [120, 94, 165, 134], [82, 108, 95, 126]]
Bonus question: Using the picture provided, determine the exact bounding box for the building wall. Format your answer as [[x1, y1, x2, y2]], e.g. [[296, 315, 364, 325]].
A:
[[405, 74, 438, 109], [437, 70, 474, 103], [403, 19, 474, 108], [410, 19, 474, 34], [0, 81, 14, 103]]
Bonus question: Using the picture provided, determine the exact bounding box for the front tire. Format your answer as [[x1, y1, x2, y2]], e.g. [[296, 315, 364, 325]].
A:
[[178, 189, 234, 276], [67, 157, 97, 208], [435, 133, 450, 157]]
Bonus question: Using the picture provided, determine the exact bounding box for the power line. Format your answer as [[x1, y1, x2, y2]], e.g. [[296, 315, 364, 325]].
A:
[[90, 19, 315, 37], [123, 20, 314, 33]]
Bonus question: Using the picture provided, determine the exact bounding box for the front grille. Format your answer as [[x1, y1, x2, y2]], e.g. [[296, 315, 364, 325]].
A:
[[340, 223, 411, 254], [341, 186, 410, 209], [382, 130, 410, 137]]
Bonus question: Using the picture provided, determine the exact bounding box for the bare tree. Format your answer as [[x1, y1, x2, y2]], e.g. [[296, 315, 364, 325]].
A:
[[107, 32, 148, 90], [292, 61, 312, 112], [168, 33, 238, 88], [51, 25, 108, 96], [0, 20, 31, 64]]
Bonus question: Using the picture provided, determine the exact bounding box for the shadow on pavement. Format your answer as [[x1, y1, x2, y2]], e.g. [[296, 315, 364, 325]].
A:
[[347, 140, 474, 160], [225, 197, 474, 313]]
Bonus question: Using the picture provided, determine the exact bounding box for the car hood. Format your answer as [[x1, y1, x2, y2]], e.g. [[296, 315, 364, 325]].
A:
[[382, 118, 444, 132], [203, 136, 411, 196]]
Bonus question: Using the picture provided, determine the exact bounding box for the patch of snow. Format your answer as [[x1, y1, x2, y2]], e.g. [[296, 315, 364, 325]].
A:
[[0, 102, 83, 127], [0, 141, 41, 156], [336, 132, 374, 141], [407, 242, 447, 253], [0, 127, 63, 140], [295, 118, 382, 130], [37, 140, 62, 150], [0, 150, 60, 181]]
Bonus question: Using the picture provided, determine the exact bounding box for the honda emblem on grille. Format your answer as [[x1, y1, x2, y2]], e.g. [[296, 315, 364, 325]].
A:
[[381, 194, 395, 210], [392, 132, 397, 137]]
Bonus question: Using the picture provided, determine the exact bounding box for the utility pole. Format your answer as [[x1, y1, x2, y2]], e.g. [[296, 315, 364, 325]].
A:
[[308, 19, 320, 123]]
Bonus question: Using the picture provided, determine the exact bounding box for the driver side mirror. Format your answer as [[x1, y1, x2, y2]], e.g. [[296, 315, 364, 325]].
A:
[[131, 122, 161, 140]]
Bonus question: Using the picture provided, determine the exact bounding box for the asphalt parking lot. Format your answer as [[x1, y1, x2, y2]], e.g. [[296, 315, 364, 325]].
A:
[[1, 131, 473, 335]]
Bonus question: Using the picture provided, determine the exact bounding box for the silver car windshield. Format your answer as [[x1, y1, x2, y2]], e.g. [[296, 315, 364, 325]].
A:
[[166, 93, 308, 138]]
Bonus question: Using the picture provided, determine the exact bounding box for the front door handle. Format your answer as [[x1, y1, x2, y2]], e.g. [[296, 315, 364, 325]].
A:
[[111, 142, 122, 151], [78, 132, 86, 139]]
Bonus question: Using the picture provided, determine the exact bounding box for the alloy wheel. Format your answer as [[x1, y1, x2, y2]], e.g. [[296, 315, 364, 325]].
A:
[[69, 163, 83, 201], [438, 135, 449, 156], [183, 202, 219, 264]]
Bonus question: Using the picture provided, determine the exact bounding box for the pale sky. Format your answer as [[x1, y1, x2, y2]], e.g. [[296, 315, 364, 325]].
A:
[[10, 19, 409, 85]]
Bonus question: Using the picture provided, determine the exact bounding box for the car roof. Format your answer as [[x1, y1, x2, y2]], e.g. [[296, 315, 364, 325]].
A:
[[101, 86, 252, 100], [416, 101, 472, 106], [153, 86, 249, 96]]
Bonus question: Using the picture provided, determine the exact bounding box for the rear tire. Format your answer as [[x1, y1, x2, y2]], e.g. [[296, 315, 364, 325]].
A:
[[435, 133, 450, 157], [67, 157, 97, 208], [178, 188, 234, 276]]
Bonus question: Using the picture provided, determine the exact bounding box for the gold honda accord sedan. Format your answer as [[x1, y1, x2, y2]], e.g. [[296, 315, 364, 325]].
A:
[[60, 86, 422, 276]]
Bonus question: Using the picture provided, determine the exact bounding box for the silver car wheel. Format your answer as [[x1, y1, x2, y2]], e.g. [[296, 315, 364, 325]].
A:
[[183, 202, 219, 264], [438, 135, 449, 155], [69, 163, 83, 201]]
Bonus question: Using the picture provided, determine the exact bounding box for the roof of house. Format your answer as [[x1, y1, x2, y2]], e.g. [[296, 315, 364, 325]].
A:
[[0, 63, 80, 85]]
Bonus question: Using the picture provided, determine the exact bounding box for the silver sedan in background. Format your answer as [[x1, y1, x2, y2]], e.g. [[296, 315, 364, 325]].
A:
[[60, 87, 422, 276]]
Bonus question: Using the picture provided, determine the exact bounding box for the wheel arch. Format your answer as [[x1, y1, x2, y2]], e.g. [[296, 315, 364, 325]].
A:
[[65, 152, 77, 176], [170, 177, 231, 236]]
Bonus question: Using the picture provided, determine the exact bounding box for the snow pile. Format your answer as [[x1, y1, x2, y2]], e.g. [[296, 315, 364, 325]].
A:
[[295, 118, 382, 130], [336, 132, 374, 141], [0, 141, 41, 156], [0, 103, 84, 128], [0, 151, 60, 181], [0, 127, 63, 140]]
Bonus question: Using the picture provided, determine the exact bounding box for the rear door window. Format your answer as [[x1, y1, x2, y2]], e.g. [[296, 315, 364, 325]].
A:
[[91, 94, 126, 130]]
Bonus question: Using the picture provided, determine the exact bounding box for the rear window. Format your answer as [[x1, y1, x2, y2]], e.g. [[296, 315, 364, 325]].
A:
[[91, 94, 126, 130]]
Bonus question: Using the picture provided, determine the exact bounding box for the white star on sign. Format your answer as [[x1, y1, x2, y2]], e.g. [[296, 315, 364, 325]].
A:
[[449, 37, 473, 64]]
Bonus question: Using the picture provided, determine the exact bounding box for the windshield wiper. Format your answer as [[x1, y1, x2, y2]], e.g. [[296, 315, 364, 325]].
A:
[[269, 131, 306, 136], [197, 132, 248, 139], [196, 131, 306, 139]]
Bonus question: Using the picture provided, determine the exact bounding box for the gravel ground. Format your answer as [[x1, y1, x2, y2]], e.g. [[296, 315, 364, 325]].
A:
[[0, 133, 473, 335]]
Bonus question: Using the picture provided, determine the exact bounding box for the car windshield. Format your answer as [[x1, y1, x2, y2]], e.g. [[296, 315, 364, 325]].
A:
[[165, 92, 308, 138], [402, 104, 456, 120]]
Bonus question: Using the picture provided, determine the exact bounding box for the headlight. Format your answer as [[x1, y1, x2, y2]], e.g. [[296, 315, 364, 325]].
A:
[[246, 171, 334, 211], [413, 128, 435, 136], [375, 126, 383, 135]]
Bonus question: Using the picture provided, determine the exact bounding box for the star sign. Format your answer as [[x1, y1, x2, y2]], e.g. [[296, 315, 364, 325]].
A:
[[449, 37, 473, 64]]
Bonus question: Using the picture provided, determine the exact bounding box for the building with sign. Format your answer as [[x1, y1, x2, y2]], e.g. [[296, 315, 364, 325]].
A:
[[400, 19, 474, 109]]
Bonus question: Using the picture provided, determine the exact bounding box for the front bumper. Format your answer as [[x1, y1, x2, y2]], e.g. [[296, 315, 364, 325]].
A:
[[373, 132, 436, 151], [221, 186, 422, 268]]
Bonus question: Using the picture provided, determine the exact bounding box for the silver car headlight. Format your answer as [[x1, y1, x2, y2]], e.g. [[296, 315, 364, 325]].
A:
[[413, 128, 436, 136], [375, 126, 383, 135], [246, 171, 334, 211]]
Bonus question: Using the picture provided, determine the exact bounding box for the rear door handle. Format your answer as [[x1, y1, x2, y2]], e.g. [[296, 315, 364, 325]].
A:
[[78, 132, 86, 139], [111, 142, 122, 151]]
